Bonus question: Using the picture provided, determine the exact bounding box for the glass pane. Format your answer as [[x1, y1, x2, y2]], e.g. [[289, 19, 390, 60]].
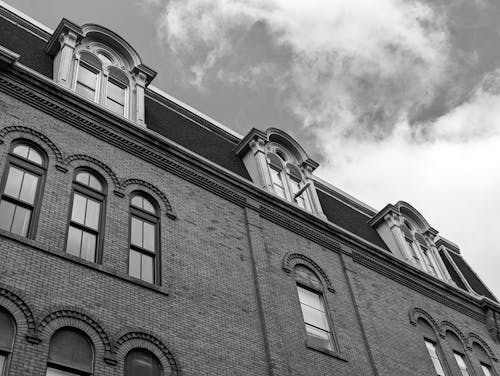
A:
[[143, 199, 155, 214], [81, 231, 96, 262], [141, 254, 154, 283], [129, 249, 141, 279], [27, 148, 43, 165], [75, 82, 96, 101], [11, 205, 31, 236], [0, 200, 15, 232], [300, 304, 329, 331], [131, 196, 155, 214], [71, 194, 86, 225], [66, 226, 82, 257], [0, 309, 15, 348], [12, 145, 29, 159], [425, 341, 446, 376], [48, 328, 93, 373], [77, 64, 97, 89], [143, 222, 155, 252], [131, 217, 143, 247], [481, 364, 492, 376], [75, 172, 90, 186], [297, 286, 323, 310], [131, 196, 142, 208], [88, 174, 102, 192], [106, 99, 125, 115], [46, 367, 80, 376], [454, 353, 470, 376], [306, 325, 333, 351], [0, 355, 4, 375], [4, 166, 24, 199], [125, 349, 162, 376], [19, 172, 38, 204], [84, 198, 100, 230], [107, 80, 125, 105]]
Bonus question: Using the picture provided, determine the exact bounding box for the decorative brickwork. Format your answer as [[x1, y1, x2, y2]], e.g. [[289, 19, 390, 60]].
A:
[[0, 283, 38, 343], [409, 307, 444, 338]]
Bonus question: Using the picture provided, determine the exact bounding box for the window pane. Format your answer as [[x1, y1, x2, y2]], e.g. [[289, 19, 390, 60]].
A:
[[4, 166, 24, 199], [131, 217, 143, 247], [131, 196, 156, 214], [143, 222, 155, 252], [141, 254, 154, 283], [0, 200, 15, 232], [75, 172, 90, 186], [11, 205, 31, 236], [107, 80, 125, 105], [81, 231, 96, 262], [306, 325, 333, 351], [12, 144, 29, 159], [84, 199, 100, 230], [481, 364, 492, 376], [425, 340, 446, 376], [297, 286, 323, 310], [129, 249, 141, 279], [75, 82, 96, 101], [77, 64, 97, 89], [19, 171, 39, 204], [48, 328, 93, 373], [88, 174, 102, 192], [0, 355, 4, 375], [66, 226, 82, 257], [46, 367, 80, 376], [0, 309, 15, 349], [106, 99, 125, 115], [300, 304, 329, 331], [131, 196, 142, 208], [26, 148, 43, 165], [71, 194, 86, 225], [125, 349, 162, 376], [454, 353, 470, 376]]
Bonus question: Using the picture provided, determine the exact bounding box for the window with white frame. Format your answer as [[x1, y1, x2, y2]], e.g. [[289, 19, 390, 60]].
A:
[[266, 150, 311, 211]]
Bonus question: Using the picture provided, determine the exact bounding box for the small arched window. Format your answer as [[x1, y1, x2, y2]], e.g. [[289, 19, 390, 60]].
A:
[[473, 342, 496, 376], [46, 328, 93, 376], [66, 170, 106, 263], [418, 318, 447, 376], [0, 142, 46, 237], [74, 52, 129, 118], [0, 309, 16, 376], [124, 348, 162, 376], [446, 331, 471, 376], [129, 193, 159, 284], [294, 265, 334, 352]]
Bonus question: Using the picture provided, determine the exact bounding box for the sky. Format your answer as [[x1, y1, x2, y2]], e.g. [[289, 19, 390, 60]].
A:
[[4, 0, 499, 298]]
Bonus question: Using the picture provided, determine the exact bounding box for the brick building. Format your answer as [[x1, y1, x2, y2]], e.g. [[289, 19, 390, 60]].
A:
[[0, 3, 498, 376]]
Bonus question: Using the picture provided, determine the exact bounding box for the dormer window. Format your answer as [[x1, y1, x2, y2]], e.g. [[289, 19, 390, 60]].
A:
[[46, 20, 156, 126], [234, 128, 326, 218]]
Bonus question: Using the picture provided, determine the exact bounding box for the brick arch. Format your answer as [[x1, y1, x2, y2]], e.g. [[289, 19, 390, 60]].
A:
[[65, 154, 121, 190], [36, 306, 115, 364], [281, 252, 335, 293], [0, 283, 38, 343], [409, 307, 443, 338], [0, 125, 64, 164], [441, 321, 469, 350], [468, 332, 498, 362], [121, 178, 176, 219], [114, 329, 182, 375]]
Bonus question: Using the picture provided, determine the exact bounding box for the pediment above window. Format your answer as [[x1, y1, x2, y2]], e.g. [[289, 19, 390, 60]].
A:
[[45, 19, 156, 126], [235, 128, 325, 218]]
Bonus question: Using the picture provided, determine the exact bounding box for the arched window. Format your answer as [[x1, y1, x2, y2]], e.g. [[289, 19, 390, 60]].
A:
[[266, 151, 312, 211], [46, 328, 93, 376], [446, 331, 471, 376], [124, 348, 162, 376], [73, 51, 129, 118], [66, 170, 106, 263], [473, 342, 496, 376], [0, 142, 46, 237], [129, 194, 159, 284], [418, 318, 447, 376], [0, 309, 16, 376], [294, 265, 334, 352]]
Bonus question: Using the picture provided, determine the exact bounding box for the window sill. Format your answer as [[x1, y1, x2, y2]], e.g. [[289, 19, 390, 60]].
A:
[[0, 229, 169, 296], [306, 341, 347, 362]]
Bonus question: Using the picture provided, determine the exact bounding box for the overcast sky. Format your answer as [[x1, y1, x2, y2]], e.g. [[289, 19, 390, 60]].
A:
[[5, 0, 499, 298]]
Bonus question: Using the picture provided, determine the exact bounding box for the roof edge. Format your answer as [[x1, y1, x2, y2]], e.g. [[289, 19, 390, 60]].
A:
[[0, 1, 52, 39]]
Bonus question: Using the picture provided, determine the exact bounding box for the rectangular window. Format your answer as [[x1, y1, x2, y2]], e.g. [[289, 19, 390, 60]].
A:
[[454, 352, 470, 376], [270, 167, 286, 199], [289, 178, 308, 210], [106, 79, 126, 115], [422, 246, 437, 276], [481, 364, 493, 376], [129, 216, 155, 283], [425, 340, 446, 376], [297, 285, 333, 351], [75, 63, 98, 101], [0, 354, 5, 376]]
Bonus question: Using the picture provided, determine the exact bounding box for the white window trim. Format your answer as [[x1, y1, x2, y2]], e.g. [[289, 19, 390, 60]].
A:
[[104, 75, 129, 118]]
